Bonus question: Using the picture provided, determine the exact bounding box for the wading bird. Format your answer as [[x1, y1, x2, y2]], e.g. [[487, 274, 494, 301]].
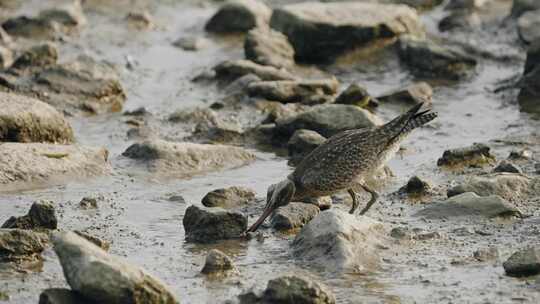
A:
[[246, 102, 437, 232]]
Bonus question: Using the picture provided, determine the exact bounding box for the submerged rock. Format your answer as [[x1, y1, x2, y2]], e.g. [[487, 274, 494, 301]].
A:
[[292, 209, 386, 272], [1, 201, 57, 230], [39, 288, 92, 304], [334, 83, 378, 108], [270, 2, 423, 62], [183, 205, 247, 243], [52, 231, 178, 304], [262, 275, 336, 304], [398, 36, 477, 79], [437, 143, 495, 167], [247, 78, 338, 104], [205, 0, 271, 33], [275, 104, 382, 138], [438, 10, 481, 32], [126, 11, 155, 30], [172, 36, 209, 51], [122, 139, 255, 177], [288, 129, 326, 165], [414, 192, 521, 219], [493, 160, 522, 174], [201, 249, 235, 274], [271, 202, 320, 230], [0, 143, 110, 192], [0, 229, 46, 266], [378, 82, 433, 104], [0, 92, 73, 143], [244, 27, 295, 68], [214, 59, 295, 81], [2, 16, 59, 39], [447, 174, 540, 202], [202, 186, 256, 208], [503, 247, 540, 277]]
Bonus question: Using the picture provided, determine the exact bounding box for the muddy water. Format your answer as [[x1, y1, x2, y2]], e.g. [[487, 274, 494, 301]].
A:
[[1, 0, 540, 303]]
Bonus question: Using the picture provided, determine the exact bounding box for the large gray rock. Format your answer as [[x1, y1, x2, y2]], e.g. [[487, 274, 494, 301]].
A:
[[205, 0, 271, 33], [0, 143, 110, 192], [437, 143, 495, 167], [503, 247, 540, 277], [0, 92, 74, 143], [262, 275, 335, 304], [271, 202, 320, 230], [39, 289, 92, 304], [2, 201, 57, 230], [398, 36, 477, 80], [214, 59, 295, 81], [292, 209, 386, 272], [414, 192, 521, 219], [202, 186, 256, 208], [270, 2, 423, 62], [0, 229, 46, 266], [52, 231, 178, 304], [275, 104, 382, 138], [517, 9, 540, 43], [247, 78, 338, 104], [511, 0, 540, 17], [378, 82, 433, 105], [244, 27, 295, 68], [287, 129, 326, 165], [447, 174, 540, 202], [201, 249, 235, 274], [122, 139, 255, 177], [183, 205, 247, 243]]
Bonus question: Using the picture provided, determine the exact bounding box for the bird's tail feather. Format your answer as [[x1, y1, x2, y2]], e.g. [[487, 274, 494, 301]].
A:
[[404, 110, 438, 133]]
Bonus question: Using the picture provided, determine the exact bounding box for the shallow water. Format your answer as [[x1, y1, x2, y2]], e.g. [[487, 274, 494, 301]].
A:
[[1, 0, 540, 303]]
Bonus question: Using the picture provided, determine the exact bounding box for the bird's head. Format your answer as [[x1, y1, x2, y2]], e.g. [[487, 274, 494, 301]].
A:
[[246, 179, 295, 233]]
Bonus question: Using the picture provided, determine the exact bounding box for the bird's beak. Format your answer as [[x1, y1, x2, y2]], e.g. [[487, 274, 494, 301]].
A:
[[246, 201, 276, 233]]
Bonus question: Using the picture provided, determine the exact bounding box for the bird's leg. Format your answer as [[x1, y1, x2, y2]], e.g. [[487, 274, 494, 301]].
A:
[[348, 189, 359, 214], [358, 184, 379, 216]]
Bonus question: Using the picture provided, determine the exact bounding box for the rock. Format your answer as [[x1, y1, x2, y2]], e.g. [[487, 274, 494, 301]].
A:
[[334, 83, 378, 108], [224, 73, 262, 95], [511, 0, 540, 18], [413, 231, 442, 241], [517, 10, 540, 43], [201, 249, 235, 274], [270, 2, 423, 62], [398, 36, 477, 80], [390, 227, 412, 240], [292, 209, 387, 272], [378, 82, 432, 104], [438, 10, 481, 32], [0, 27, 12, 47], [214, 59, 295, 81], [247, 78, 339, 104], [0, 92, 74, 143], [126, 11, 154, 30], [168, 107, 218, 125], [396, 0, 445, 10], [414, 192, 521, 219], [437, 143, 495, 167], [1, 16, 59, 39], [11, 43, 58, 70], [508, 149, 533, 160], [0, 46, 13, 69], [446, 174, 540, 202], [78, 197, 98, 209], [536, 163, 540, 174], [503, 247, 540, 277], [262, 275, 336, 304], [39, 288, 93, 304], [205, 0, 271, 33], [473, 246, 499, 262], [400, 176, 431, 195], [271, 202, 320, 230], [202, 186, 256, 208], [0, 143, 110, 192], [303, 196, 332, 210], [0, 229, 46, 265], [244, 27, 295, 68], [122, 139, 255, 177], [52, 231, 178, 304], [183, 205, 247, 243], [275, 104, 382, 138], [288, 129, 326, 165], [445, 0, 488, 10], [74, 231, 110, 251], [39, 0, 86, 28], [172, 36, 209, 51], [493, 160, 522, 173], [1, 201, 57, 230]]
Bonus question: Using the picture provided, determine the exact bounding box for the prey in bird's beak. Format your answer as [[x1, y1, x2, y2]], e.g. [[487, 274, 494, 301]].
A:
[[245, 179, 295, 233]]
